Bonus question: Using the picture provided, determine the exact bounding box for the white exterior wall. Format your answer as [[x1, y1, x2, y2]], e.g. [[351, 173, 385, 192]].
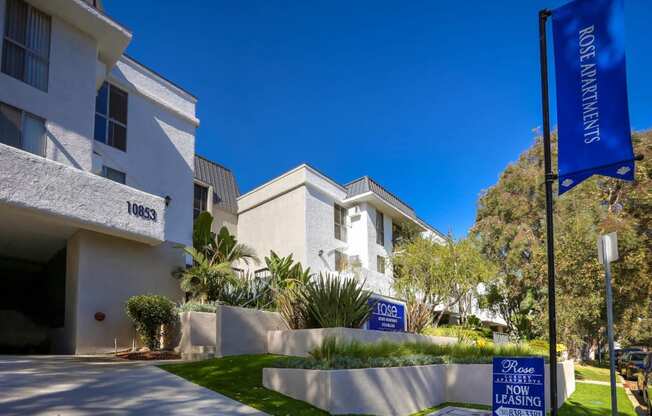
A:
[[304, 185, 345, 274], [67, 230, 184, 354], [95, 57, 196, 245], [0, 2, 97, 170], [362, 204, 394, 295], [237, 186, 308, 266], [0, 1, 197, 353]]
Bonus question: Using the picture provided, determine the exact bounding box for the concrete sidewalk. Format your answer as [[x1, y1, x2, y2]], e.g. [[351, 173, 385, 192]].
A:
[[0, 355, 269, 415]]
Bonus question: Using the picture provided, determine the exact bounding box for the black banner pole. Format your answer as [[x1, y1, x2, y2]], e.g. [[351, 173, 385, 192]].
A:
[[538, 9, 559, 416]]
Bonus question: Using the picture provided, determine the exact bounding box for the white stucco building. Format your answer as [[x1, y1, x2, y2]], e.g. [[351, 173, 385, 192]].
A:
[[227, 164, 442, 295], [0, 0, 198, 353]]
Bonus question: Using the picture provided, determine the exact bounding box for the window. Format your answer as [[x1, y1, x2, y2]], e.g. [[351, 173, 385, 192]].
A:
[[193, 183, 208, 220], [377, 256, 386, 274], [376, 210, 385, 246], [94, 82, 128, 151], [101, 166, 126, 184], [335, 250, 348, 273], [334, 204, 347, 242], [2, 0, 51, 91], [0, 101, 45, 156]]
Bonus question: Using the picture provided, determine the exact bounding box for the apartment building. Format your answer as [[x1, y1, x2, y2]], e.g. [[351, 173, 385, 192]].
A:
[[0, 0, 198, 353], [231, 164, 444, 295]]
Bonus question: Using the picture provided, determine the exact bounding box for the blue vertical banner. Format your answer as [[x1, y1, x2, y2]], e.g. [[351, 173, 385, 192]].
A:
[[551, 0, 635, 195], [493, 357, 546, 416]]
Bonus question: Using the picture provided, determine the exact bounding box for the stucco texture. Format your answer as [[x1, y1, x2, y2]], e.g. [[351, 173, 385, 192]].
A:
[[0, 143, 167, 244], [66, 230, 184, 354]]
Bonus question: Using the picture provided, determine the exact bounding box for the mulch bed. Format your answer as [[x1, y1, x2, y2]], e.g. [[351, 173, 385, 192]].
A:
[[116, 350, 181, 360]]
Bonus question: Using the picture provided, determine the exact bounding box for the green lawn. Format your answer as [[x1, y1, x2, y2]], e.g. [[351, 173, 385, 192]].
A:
[[575, 362, 617, 383], [161, 355, 638, 416], [160, 355, 329, 415], [559, 383, 636, 416]]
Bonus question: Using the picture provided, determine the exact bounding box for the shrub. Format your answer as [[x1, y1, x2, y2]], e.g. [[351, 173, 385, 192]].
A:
[[177, 301, 217, 313], [423, 325, 492, 344], [274, 336, 543, 369], [125, 295, 177, 350], [300, 273, 373, 328]]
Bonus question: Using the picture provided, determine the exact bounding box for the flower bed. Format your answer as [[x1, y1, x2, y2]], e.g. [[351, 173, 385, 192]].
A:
[[273, 337, 540, 369]]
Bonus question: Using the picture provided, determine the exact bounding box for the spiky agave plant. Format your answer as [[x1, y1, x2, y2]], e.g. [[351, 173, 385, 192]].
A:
[[301, 273, 374, 328]]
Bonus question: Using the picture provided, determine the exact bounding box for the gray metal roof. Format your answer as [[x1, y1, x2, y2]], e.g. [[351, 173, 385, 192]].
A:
[[345, 176, 446, 239], [345, 176, 417, 219], [194, 155, 240, 215]]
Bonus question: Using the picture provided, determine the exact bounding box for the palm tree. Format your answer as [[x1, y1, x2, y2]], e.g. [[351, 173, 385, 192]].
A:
[[178, 247, 237, 302], [178, 212, 259, 302]]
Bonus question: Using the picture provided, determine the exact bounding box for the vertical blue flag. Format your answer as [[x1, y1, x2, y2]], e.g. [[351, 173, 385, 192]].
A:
[[552, 0, 635, 195]]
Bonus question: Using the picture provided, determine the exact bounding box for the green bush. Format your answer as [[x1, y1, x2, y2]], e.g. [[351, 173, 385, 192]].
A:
[[300, 273, 374, 328], [125, 295, 177, 350], [423, 325, 492, 343], [274, 336, 543, 370], [177, 301, 218, 313]]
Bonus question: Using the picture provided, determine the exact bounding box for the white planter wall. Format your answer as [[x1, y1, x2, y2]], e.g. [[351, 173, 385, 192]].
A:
[[264, 361, 576, 416]]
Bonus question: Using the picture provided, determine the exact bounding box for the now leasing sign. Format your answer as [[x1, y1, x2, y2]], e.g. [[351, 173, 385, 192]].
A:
[[492, 357, 545, 416]]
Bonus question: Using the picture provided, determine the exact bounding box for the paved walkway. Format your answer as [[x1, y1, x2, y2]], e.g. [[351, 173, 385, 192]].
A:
[[0, 355, 269, 416], [429, 407, 490, 416]]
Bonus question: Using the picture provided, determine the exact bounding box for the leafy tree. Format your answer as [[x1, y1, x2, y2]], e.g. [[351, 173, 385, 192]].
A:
[[392, 235, 495, 327], [473, 130, 652, 354]]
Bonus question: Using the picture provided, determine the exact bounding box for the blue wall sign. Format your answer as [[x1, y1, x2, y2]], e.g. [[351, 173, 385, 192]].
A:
[[492, 357, 545, 416], [552, 0, 635, 195], [366, 296, 406, 332]]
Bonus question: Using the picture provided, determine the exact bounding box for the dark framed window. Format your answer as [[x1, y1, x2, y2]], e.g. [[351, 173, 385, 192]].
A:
[[335, 250, 348, 272], [2, 0, 51, 91], [0, 101, 45, 156], [193, 183, 208, 220], [377, 255, 386, 274], [94, 82, 128, 151], [376, 210, 385, 246], [334, 204, 347, 242], [101, 165, 126, 184]]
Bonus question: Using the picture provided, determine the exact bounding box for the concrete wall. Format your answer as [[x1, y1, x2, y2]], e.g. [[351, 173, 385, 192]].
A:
[[263, 361, 576, 416], [267, 327, 457, 357], [0, 1, 97, 170], [216, 305, 287, 357], [0, 143, 167, 245], [177, 311, 216, 361], [237, 186, 308, 266], [67, 230, 184, 354]]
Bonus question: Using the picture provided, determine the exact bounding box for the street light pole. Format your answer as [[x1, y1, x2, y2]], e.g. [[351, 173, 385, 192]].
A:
[[600, 234, 619, 416], [538, 9, 559, 416]]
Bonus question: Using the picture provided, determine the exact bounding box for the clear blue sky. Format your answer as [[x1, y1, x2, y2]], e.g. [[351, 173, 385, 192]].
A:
[[105, 0, 651, 236]]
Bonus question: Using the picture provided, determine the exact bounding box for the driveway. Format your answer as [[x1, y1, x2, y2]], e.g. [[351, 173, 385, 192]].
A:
[[0, 356, 269, 415]]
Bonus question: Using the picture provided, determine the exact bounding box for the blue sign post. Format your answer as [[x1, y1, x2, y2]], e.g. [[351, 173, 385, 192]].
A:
[[366, 296, 406, 332], [493, 357, 546, 416]]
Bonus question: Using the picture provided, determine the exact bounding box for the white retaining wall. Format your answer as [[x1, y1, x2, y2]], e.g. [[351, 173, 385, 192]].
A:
[[177, 311, 216, 360], [216, 305, 288, 357], [267, 327, 457, 357], [263, 361, 576, 416]]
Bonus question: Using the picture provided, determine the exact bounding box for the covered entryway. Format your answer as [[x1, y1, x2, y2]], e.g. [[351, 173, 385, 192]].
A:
[[0, 206, 76, 354]]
